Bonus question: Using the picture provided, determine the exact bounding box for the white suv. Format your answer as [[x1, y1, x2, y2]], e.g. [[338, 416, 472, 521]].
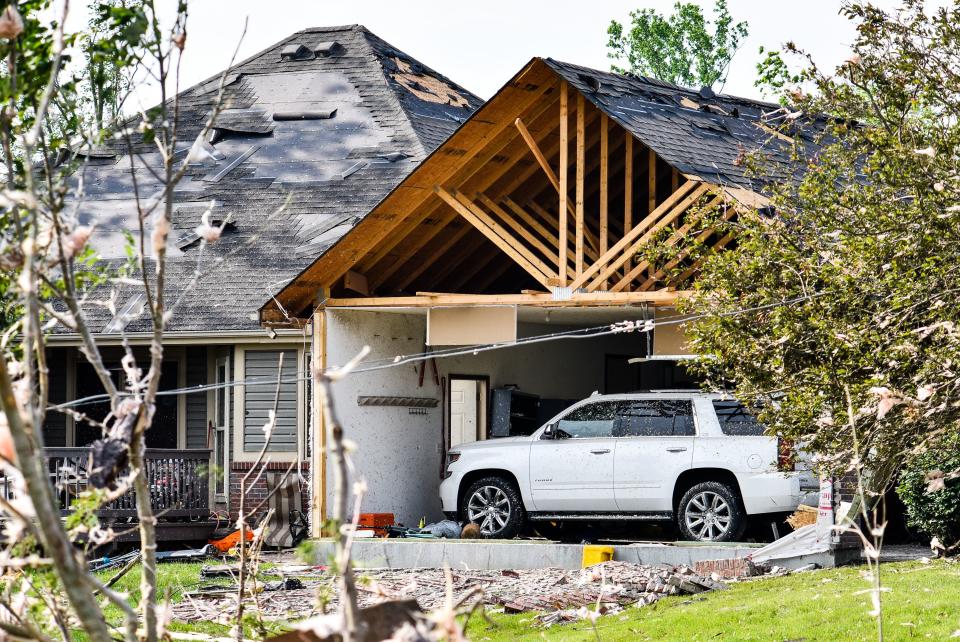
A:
[[440, 392, 803, 542]]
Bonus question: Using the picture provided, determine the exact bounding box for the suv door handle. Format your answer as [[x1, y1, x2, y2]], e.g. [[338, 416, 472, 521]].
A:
[[590, 448, 611, 454], [666, 447, 688, 453]]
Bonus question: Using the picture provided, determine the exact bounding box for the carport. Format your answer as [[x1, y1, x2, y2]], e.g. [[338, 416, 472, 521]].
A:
[[260, 58, 767, 535]]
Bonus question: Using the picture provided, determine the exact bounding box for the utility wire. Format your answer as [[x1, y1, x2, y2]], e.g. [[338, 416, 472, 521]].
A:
[[48, 292, 821, 413]]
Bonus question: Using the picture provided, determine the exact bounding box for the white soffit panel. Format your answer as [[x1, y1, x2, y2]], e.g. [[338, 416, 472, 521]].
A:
[[426, 305, 517, 346]]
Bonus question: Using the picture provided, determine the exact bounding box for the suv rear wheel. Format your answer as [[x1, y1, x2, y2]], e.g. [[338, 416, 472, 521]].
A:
[[678, 481, 747, 542], [461, 476, 525, 539]]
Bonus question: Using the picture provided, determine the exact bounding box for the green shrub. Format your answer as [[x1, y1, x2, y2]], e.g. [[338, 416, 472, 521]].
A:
[[897, 432, 960, 546]]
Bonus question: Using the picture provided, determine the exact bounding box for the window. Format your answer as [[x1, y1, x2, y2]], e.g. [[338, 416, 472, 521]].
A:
[[74, 360, 179, 448], [555, 401, 619, 439], [713, 400, 766, 436], [615, 400, 694, 437], [243, 349, 298, 453]]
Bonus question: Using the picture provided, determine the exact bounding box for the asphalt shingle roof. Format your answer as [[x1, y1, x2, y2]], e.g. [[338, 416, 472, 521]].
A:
[[66, 25, 479, 334], [542, 59, 821, 191]]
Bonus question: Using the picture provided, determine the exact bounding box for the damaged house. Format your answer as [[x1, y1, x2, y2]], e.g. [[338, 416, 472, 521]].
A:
[[39, 25, 479, 539], [263, 57, 810, 535]]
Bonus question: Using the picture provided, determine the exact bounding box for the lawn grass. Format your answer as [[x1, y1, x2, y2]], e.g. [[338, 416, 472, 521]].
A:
[[465, 560, 960, 641], [93, 560, 289, 639]]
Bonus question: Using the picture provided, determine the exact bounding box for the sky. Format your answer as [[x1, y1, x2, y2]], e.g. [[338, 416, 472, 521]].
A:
[[63, 0, 917, 107]]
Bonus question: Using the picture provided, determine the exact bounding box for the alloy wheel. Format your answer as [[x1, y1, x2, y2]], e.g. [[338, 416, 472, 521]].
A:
[[684, 490, 732, 541], [466, 485, 511, 536]]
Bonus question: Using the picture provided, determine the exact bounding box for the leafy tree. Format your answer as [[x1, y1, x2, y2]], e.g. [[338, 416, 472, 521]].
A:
[[673, 0, 960, 497], [606, 0, 748, 89]]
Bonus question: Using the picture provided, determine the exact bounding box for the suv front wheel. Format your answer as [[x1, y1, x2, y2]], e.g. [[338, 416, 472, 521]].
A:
[[461, 476, 525, 539], [678, 481, 747, 542]]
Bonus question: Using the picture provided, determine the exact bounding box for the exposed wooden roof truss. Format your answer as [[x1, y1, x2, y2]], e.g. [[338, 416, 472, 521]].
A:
[[264, 59, 752, 320]]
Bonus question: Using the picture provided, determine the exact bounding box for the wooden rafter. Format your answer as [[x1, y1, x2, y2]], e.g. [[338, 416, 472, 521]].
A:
[[667, 232, 735, 288], [419, 232, 489, 291], [609, 186, 719, 291], [569, 180, 705, 290], [638, 197, 734, 291], [476, 193, 575, 281], [558, 80, 569, 286], [396, 220, 474, 290], [435, 186, 555, 287], [624, 134, 634, 275], [599, 113, 609, 288], [575, 92, 586, 276], [360, 78, 563, 279], [342, 75, 559, 278]]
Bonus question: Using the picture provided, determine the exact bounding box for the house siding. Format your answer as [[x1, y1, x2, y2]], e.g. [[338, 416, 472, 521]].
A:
[[243, 349, 298, 452], [185, 347, 208, 449]]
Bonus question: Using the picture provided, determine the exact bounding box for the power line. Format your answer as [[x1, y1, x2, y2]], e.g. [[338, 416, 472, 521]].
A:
[[48, 293, 820, 413]]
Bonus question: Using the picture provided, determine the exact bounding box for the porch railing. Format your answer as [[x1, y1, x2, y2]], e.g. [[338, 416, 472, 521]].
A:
[[3, 448, 212, 520]]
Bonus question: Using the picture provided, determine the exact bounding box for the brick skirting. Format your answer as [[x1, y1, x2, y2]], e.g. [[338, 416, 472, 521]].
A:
[[228, 460, 310, 524]]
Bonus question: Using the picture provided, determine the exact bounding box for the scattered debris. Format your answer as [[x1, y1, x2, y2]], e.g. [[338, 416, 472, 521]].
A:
[[786, 504, 819, 529], [171, 561, 730, 627]]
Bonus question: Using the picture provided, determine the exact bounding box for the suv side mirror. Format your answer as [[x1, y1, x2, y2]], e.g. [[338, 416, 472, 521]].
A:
[[542, 423, 555, 440]]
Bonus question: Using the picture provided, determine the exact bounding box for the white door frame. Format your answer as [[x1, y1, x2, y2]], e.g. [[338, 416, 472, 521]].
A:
[[213, 353, 231, 503]]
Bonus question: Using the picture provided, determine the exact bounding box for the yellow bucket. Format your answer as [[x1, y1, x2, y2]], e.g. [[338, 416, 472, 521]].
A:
[[581, 545, 615, 567]]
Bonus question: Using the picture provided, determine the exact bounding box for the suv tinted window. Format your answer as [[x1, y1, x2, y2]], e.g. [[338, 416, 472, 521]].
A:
[[615, 400, 694, 437], [556, 401, 619, 438], [713, 400, 766, 436]]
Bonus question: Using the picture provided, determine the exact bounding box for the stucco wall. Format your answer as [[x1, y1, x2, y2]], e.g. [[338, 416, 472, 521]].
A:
[[326, 309, 648, 525]]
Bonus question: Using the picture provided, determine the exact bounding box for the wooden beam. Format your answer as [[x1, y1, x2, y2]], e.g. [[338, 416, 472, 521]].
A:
[[325, 290, 690, 308], [666, 232, 736, 288], [435, 186, 555, 287], [575, 93, 586, 276], [476, 193, 575, 280], [558, 81, 569, 286], [639, 196, 733, 290], [599, 113, 609, 288], [310, 291, 329, 537], [648, 147, 657, 214], [569, 180, 704, 290], [362, 79, 563, 277], [501, 197, 561, 254], [624, 134, 634, 276], [605, 186, 718, 292], [419, 232, 489, 291], [514, 118, 561, 194], [396, 220, 474, 290]]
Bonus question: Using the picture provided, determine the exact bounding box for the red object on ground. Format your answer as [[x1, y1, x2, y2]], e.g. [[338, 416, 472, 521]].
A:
[[359, 513, 395, 537], [209, 529, 254, 552]]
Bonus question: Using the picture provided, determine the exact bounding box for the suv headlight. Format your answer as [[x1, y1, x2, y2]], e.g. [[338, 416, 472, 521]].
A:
[[443, 451, 461, 479]]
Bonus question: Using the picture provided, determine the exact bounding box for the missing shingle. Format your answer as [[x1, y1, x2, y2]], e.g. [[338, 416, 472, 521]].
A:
[[391, 57, 470, 108], [272, 109, 337, 121], [578, 73, 601, 93], [280, 43, 314, 61]]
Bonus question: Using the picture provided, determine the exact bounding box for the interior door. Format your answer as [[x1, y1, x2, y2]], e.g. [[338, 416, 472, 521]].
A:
[[613, 399, 696, 512], [450, 378, 481, 447], [213, 355, 230, 502], [528, 400, 619, 512]]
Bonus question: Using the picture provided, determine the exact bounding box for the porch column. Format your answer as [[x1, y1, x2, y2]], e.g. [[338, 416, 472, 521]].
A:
[[310, 292, 328, 538]]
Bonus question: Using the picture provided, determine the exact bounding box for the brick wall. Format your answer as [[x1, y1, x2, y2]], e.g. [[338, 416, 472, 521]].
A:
[[229, 460, 310, 525]]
